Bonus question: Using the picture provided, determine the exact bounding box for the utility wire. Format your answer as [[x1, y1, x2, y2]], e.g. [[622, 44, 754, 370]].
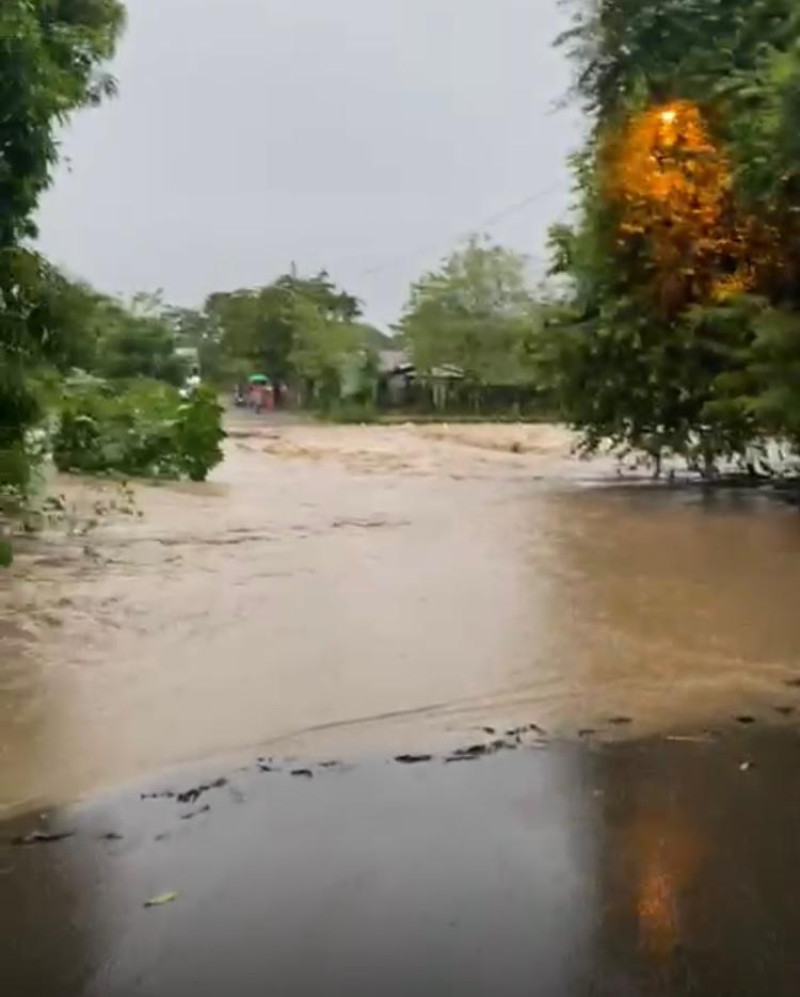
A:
[[357, 181, 566, 280]]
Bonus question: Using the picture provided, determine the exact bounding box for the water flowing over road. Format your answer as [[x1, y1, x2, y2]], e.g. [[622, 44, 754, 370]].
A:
[[3, 419, 800, 813]]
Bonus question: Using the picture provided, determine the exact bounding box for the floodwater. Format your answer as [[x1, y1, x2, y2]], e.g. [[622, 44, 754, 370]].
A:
[[2, 419, 800, 814]]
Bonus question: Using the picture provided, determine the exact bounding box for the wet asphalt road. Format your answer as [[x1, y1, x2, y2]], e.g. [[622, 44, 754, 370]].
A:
[[4, 727, 800, 997]]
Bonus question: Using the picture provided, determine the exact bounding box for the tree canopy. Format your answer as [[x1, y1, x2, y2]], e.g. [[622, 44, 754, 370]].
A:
[[400, 237, 541, 388], [207, 270, 366, 402], [549, 0, 800, 472], [0, 0, 125, 493]]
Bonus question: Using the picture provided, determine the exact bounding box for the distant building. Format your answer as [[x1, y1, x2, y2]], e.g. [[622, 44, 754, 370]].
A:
[[377, 349, 464, 409]]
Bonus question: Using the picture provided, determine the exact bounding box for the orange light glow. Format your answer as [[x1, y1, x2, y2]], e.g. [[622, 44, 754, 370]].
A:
[[603, 102, 760, 312]]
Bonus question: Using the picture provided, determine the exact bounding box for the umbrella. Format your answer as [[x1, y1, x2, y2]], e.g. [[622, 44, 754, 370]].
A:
[[249, 375, 269, 385]]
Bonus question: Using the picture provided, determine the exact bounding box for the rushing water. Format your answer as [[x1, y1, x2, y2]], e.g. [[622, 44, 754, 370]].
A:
[[2, 420, 800, 813]]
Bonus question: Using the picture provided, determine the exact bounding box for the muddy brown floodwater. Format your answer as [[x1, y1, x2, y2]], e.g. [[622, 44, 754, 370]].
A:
[[2, 418, 800, 815]]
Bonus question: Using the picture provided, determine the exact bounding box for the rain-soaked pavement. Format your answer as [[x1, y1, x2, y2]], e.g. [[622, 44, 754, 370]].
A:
[[5, 729, 800, 996], [3, 419, 800, 994]]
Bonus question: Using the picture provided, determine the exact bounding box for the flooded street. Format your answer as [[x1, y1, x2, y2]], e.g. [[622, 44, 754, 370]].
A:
[[2, 419, 800, 813], [6, 419, 800, 996]]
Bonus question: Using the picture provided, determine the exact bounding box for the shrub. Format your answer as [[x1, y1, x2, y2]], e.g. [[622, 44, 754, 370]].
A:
[[175, 386, 226, 482], [53, 380, 225, 482]]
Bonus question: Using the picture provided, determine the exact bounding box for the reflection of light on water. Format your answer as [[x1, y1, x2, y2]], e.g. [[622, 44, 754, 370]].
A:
[[637, 855, 679, 958], [632, 816, 703, 963]]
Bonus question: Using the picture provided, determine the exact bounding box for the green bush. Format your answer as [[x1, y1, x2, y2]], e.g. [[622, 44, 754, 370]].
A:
[[175, 386, 226, 482], [53, 381, 225, 482]]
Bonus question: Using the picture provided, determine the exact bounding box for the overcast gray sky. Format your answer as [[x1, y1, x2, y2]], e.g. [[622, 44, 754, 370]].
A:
[[36, 0, 580, 330]]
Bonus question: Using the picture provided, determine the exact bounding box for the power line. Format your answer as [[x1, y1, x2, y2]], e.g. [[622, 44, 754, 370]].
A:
[[356, 181, 566, 281]]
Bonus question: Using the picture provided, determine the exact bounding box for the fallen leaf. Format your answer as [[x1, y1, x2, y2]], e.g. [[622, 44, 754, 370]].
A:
[[144, 891, 178, 908]]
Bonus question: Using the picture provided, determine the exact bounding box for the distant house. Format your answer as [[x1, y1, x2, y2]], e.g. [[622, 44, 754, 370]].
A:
[[377, 349, 465, 409]]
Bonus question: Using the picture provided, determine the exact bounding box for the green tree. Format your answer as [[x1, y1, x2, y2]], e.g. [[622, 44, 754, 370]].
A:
[[211, 270, 362, 392], [0, 0, 125, 502], [549, 0, 800, 472], [400, 237, 541, 397], [93, 295, 185, 385], [289, 296, 363, 407]]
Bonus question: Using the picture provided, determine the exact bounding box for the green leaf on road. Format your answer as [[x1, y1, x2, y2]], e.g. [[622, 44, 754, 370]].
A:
[[144, 891, 179, 908]]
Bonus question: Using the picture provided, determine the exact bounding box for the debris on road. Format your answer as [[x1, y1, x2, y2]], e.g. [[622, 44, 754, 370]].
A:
[[11, 830, 75, 846], [180, 805, 211, 821], [176, 778, 228, 805], [144, 891, 179, 908]]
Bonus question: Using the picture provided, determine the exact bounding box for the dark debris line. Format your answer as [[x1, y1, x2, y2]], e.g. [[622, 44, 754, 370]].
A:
[[9, 711, 793, 848]]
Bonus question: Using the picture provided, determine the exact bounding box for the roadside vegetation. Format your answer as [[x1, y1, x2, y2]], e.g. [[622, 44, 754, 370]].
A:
[[0, 1, 223, 562], [547, 0, 800, 477], [54, 380, 223, 482]]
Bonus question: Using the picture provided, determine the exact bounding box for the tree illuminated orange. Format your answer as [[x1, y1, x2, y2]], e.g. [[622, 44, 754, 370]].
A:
[[603, 102, 760, 313]]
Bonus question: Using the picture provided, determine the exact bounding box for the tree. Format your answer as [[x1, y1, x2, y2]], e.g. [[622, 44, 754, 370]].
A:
[[400, 237, 541, 398], [0, 0, 125, 248], [211, 270, 362, 392], [92, 296, 185, 385], [289, 297, 363, 406], [549, 0, 800, 471], [0, 0, 125, 498]]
